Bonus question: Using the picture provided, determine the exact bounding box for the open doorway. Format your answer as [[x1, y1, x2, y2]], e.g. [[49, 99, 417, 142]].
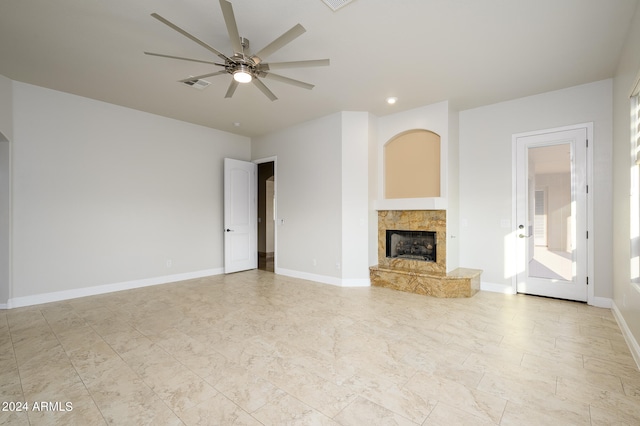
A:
[[257, 161, 275, 272]]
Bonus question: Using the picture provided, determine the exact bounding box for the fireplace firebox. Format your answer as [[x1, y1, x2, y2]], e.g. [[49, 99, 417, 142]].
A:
[[386, 230, 436, 262]]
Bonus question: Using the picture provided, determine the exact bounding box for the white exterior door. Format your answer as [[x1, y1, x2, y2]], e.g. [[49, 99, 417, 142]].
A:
[[224, 158, 257, 273], [515, 127, 588, 301]]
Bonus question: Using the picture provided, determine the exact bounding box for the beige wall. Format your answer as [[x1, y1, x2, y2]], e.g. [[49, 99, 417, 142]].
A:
[[385, 130, 440, 198]]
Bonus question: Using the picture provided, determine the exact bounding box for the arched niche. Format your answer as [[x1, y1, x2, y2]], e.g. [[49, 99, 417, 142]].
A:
[[384, 129, 441, 199]]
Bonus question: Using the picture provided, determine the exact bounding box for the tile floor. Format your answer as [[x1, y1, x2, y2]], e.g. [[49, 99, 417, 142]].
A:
[[1, 270, 639, 425]]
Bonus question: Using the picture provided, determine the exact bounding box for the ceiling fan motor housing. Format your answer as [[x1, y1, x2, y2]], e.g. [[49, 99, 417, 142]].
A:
[[227, 38, 260, 79]]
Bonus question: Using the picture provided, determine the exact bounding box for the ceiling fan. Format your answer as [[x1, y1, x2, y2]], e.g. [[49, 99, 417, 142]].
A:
[[145, 0, 330, 101]]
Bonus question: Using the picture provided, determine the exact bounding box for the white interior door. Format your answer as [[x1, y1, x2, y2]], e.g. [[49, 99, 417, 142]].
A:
[[224, 158, 257, 273], [515, 127, 588, 301]]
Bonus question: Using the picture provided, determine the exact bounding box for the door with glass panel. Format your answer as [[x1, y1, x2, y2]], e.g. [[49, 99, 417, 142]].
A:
[[515, 127, 588, 301]]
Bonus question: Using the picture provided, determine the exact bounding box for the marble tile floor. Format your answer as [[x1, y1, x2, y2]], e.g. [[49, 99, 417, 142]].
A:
[[1, 270, 639, 425]]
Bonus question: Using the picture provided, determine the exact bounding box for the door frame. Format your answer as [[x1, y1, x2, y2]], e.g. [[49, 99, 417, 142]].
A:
[[254, 156, 277, 274], [511, 123, 594, 304]]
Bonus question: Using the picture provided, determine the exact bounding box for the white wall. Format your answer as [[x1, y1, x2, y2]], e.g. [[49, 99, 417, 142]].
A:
[[252, 113, 344, 281], [612, 2, 640, 359], [447, 104, 460, 270], [0, 140, 9, 307], [10, 82, 250, 304], [341, 112, 371, 285], [0, 74, 12, 142], [251, 112, 372, 285], [368, 113, 379, 267], [0, 75, 12, 306], [0, 141, 9, 306], [459, 79, 613, 298]]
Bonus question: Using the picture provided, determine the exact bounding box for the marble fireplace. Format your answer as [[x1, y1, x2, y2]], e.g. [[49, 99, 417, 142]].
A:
[[376, 210, 446, 273], [370, 210, 481, 298]]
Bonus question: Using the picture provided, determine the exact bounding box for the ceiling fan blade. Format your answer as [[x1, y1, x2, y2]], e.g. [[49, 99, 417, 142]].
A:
[[225, 80, 239, 98], [219, 0, 243, 54], [260, 59, 330, 70], [252, 24, 306, 63], [178, 71, 227, 83], [144, 52, 223, 66], [252, 78, 278, 101], [151, 13, 230, 61], [262, 72, 314, 90]]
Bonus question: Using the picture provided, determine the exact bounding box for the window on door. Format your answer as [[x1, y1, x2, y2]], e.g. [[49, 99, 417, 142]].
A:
[[527, 145, 573, 282]]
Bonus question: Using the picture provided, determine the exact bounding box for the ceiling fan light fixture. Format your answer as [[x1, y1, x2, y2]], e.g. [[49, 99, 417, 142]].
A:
[[147, 1, 329, 100], [233, 65, 253, 83]]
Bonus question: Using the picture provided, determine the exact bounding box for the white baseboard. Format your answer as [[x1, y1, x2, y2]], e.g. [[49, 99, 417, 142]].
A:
[[0, 303, 7, 310], [481, 281, 516, 294], [6, 268, 224, 309], [341, 278, 371, 287], [275, 268, 370, 287], [589, 296, 612, 309], [480, 282, 613, 309], [611, 301, 640, 371]]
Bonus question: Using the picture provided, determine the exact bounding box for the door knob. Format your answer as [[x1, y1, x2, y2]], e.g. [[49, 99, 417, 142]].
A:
[[518, 224, 530, 238], [225, 228, 234, 232]]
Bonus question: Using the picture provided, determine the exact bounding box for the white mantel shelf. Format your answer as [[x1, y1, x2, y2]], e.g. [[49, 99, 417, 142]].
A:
[[374, 197, 447, 211]]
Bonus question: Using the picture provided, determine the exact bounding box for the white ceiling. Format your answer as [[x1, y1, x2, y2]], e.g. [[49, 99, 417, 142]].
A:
[[1, 0, 637, 137]]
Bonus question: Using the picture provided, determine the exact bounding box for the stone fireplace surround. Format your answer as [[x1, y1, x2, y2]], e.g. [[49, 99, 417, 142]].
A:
[[370, 210, 481, 298]]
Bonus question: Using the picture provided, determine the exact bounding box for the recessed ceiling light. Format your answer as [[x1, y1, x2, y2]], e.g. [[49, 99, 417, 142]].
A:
[[233, 122, 241, 127], [386, 97, 398, 105]]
